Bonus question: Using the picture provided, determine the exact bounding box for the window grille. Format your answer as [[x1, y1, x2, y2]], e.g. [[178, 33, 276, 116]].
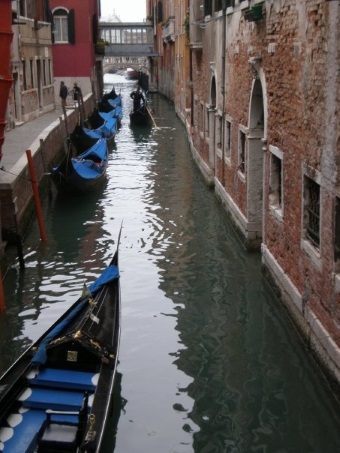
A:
[[270, 154, 282, 208], [239, 130, 246, 173], [225, 120, 231, 157], [305, 177, 320, 247]]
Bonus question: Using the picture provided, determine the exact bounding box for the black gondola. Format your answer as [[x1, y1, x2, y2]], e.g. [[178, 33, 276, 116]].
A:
[[129, 106, 152, 127], [50, 137, 108, 194], [0, 241, 121, 453]]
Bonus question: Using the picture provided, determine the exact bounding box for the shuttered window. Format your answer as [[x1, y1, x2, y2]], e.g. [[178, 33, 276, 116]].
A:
[[53, 8, 75, 44]]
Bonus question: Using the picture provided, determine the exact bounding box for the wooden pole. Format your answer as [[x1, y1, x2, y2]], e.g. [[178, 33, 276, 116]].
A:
[[26, 149, 47, 242], [13, 197, 25, 269], [62, 103, 69, 136], [0, 268, 5, 312], [146, 106, 158, 129], [0, 198, 5, 310]]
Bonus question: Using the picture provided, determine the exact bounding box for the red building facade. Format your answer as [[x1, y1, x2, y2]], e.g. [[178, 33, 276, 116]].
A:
[[49, 0, 103, 104]]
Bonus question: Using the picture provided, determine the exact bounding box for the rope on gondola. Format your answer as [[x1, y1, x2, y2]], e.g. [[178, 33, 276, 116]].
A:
[[0, 165, 39, 181]]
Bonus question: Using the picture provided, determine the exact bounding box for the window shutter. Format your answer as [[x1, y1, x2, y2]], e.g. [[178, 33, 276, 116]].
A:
[[92, 14, 98, 45], [204, 0, 213, 16], [157, 1, 163, 23], [48, 10, 55, 43], [68, 9, 75, 44]]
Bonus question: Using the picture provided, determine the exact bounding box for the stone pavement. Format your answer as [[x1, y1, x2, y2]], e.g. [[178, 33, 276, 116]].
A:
[[0, 107, 65, 173]]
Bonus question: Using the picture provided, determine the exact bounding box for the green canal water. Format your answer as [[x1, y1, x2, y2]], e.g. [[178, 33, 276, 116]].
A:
[[0, 74, 339, 452]]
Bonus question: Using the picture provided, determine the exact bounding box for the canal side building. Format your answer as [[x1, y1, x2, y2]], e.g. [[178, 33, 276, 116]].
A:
[[0, 0, 101, 257], [7, 0, 55, 129], [49, 0, 103, 105], [151, 0, 340, 392]]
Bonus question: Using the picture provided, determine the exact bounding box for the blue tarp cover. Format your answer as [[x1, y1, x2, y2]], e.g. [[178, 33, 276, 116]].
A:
[[89, 264, 119, 294], [78, 138, 107, 160], [83, 127, 102, 139], [72, 160, 104, 179], [83, 118, 117, 139]]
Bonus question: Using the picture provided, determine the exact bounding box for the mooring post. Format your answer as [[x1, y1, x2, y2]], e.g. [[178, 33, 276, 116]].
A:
[[26, 149, 47, 242], [13, 198, 25, 269], [0, 268, 5, 311], [62, 103, 69, 136]]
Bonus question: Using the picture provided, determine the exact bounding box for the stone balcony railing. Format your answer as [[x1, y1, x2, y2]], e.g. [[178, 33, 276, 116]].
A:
[[162, 18, 175, 43]]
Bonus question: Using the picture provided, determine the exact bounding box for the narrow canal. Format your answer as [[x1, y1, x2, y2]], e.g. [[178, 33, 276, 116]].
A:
[[1, 74, 340, 452]]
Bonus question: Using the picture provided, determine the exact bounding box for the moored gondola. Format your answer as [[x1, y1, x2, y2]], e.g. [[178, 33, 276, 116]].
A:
[[0, 240, 121, 453], [50, 137, 108, 193]]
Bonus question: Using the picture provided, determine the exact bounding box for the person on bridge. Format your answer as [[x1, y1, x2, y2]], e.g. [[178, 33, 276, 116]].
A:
[[130, 86, 145, 113]]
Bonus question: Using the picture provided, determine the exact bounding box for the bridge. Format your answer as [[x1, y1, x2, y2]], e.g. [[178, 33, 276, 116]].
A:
[[99, 21, 158, 58]]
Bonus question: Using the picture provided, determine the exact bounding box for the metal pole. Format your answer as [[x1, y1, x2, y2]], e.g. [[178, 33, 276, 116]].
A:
[[26, 149, 47, 242]]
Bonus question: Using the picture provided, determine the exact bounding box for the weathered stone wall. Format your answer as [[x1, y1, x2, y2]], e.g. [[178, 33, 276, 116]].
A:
[[185, 0, 340, 388], [0, 95, 95, 239]]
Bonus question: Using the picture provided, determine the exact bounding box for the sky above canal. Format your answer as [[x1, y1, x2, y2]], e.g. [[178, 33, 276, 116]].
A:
[[101, 0, 146, 22]]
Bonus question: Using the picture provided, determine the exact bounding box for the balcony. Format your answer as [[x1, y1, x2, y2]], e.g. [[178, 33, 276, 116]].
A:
[[244, 2, 264, 22], [162, 17, 175, 43]]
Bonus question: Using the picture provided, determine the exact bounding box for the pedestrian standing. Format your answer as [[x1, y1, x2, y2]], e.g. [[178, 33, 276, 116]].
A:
[[73, 82, 81, 102], [59, 81, 68, 109]]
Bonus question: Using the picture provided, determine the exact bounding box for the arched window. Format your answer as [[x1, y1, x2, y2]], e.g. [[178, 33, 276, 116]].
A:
[[53, 8, 75, 44]]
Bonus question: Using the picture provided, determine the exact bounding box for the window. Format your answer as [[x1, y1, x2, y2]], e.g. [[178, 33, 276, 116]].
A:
[[19, 0, 26, 16], [205, 106, 209, 138], [53, 8, 75, 44], [48, 59, 52, 85], [204, 0, 213, 16], [334, 197, 340, 270], [215, 0, 223, 11], [199, 101, 204, 132], [304, 176, 320, 248], [238, 129, 246, 173], [269, 145, 283, 213], [193, 97, 198, 127], [22, 59, 27, 90], [216, 113, 222, 149], [225, 119, 231, 158], [54, 14, 68, 42], [43, 59, 46, 86], [204, 0, 224, 14], [157, 0, 163, 23], [30, 59, 34, 88]]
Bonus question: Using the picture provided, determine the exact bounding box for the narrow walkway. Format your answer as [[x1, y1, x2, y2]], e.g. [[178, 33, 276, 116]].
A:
[[1, 108, 65, 173]]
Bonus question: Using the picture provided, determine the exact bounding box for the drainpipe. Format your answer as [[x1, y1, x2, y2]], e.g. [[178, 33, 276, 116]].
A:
[[221, 0, 227, 186], [190, 48, 193, 127]]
